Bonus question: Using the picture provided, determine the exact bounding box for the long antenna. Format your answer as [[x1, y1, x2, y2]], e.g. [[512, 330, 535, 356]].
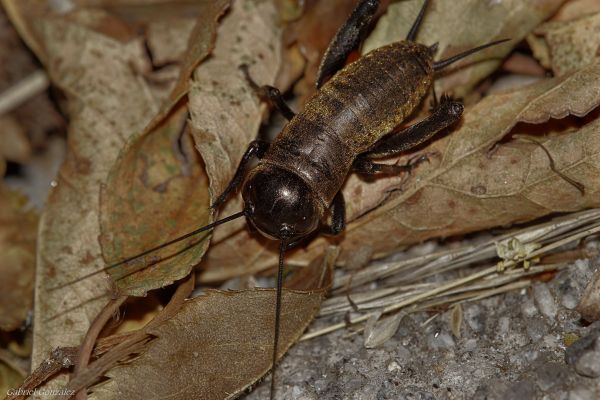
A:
[[49, 210, 246, 290], [406, 0, 430, 42], [433, 39, 510, 71], [269, 239, 287, 400]]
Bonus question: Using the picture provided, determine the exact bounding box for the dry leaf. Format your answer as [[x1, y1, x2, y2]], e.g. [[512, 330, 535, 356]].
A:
[[530, 12, 600, 77], [364, 311, 406, 349], [187, 0, 282, 281], [98, 0, 229, 296], [100, 0, 281, 296], [363, 0, 565, 97], [86, 247, 334, 400], [0, 186, 36, 331], [25, 7, 161, 386], [450, 304, 463, 339]]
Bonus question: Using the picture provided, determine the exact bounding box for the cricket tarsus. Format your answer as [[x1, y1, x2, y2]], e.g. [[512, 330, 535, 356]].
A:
[[270, 239, 288, 400], [49, 211, 245, 290]]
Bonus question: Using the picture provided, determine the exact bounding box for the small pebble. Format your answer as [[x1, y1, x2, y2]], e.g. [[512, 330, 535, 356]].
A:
[[526, 317, 548, 342], [533, 283, 558, 321], [521, 297, 538, 318], [568, 387, 596, 400], [565, 323, 600, 378], [427, 331, 455, 350]]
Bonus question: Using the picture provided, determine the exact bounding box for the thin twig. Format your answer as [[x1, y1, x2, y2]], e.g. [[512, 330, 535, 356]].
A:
[[0, 70, 49, 115], [71, 295, 127, 400], [302, 209, 600, 341]]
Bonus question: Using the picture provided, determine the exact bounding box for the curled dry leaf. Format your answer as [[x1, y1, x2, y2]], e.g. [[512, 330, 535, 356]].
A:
[[529, 11, 600, 77], [101, 0, 283, 295], [363, 0, 565, 97], [364, 311, 406, 349], [15, 8, 161, 376], [0, 186, 37, 331], [87, 247, 334, 400], [99, 0, 229, 296]]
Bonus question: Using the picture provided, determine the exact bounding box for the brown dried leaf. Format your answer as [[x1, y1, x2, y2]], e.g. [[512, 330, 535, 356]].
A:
[[186, 0, 283, 281], [0, 186, 36, 331], [88, 248, 334, 400], [190, 0, 282, 203], [364, 311, 406, 349], [98, 0, 229, 296], [531, 12, 600, 77], [363, 0, 566, 97], [24, 7, 159, 385], [99, 0, 281, 296]]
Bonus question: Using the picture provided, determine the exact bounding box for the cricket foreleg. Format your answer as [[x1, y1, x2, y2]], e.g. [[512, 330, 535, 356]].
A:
[[211, 140, 270, 210], [240, 64, 295, 121], [316, 0, 379, 88], [322, 191, 346, 235]]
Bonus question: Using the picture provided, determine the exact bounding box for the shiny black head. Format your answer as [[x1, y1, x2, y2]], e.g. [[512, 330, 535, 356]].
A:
[[242, 165, 323, 241]]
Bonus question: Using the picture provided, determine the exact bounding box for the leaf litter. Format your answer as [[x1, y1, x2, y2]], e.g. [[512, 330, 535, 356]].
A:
[[4, 0, 600, 398]]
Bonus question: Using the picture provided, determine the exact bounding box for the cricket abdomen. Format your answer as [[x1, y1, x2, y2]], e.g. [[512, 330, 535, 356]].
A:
[[263, 41, 434, 206]]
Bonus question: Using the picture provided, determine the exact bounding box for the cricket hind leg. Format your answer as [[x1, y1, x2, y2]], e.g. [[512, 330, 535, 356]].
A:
[[210, 140, 270, 210], [353, 95, 463, 175], [240, 64, 296, 121], [316, 0, 380, 88]]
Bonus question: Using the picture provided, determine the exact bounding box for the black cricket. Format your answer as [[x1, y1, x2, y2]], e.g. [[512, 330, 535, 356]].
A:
[[84, 0, 509, 398]]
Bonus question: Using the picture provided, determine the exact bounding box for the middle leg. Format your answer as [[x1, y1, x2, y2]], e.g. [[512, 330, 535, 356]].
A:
[[240, 64, 296, 121], [322, 191, 345, 235]]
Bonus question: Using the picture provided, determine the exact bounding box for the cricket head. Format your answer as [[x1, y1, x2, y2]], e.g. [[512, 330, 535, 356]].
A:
[[242, 164, 323, 241]]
